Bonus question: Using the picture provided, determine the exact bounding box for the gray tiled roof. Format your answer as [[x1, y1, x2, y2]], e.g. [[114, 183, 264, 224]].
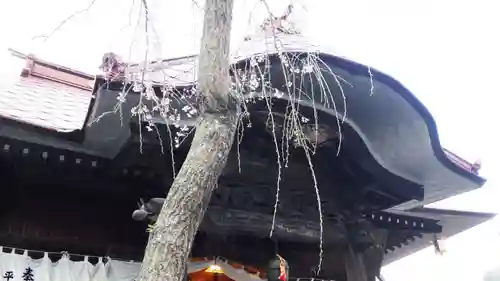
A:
[[127, 34, 325, 85], [0, 76, 92, 132]]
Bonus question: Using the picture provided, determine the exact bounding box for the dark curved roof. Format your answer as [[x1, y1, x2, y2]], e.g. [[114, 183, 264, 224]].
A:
[[125, 35, 485, 209], [311, 52, 485, 209], [1, 41, 486, 209]]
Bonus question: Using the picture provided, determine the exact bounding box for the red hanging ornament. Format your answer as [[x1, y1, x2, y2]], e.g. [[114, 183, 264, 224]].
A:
[[278, 255, 287, 281], [267, 255, 289, 281]]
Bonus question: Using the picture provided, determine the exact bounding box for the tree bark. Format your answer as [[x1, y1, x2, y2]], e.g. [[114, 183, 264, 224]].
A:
[[137, 0, 236, 281]]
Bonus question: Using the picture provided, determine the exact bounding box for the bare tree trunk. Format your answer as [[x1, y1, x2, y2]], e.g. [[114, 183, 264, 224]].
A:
[[137, 0, 236, 281]]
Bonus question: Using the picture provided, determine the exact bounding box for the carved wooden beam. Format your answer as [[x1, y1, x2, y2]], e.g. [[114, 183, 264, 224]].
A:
[[133, 198, 345, 243], [203, 207, 346, 243]]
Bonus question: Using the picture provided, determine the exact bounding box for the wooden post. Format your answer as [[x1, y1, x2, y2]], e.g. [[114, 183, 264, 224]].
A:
[[344, 228, 387, 281], [344, 244, 368, 281], [363, 230, 387, 281]]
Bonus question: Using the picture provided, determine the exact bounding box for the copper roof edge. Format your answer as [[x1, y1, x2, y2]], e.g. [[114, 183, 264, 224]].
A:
[[443, 148, 482, 175], [8, 48, 95, 91]]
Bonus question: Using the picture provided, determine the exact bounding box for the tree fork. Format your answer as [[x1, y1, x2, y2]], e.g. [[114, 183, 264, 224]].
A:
[[137, 0, 236, 280]]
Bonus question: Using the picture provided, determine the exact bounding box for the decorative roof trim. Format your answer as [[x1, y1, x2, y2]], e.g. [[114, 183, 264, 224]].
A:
[[443, 148, 481, 175], [8, 48, 95, 91]]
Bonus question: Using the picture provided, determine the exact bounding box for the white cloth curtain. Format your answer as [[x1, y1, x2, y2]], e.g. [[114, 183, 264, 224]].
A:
[[0, 248, 266, 281], [217, 261, 265, 281]]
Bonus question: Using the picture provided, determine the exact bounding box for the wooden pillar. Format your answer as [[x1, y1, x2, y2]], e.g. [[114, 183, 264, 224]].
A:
[[344, 244, 368, 281], [344, 229, 387, 281], [363, 230, 387, 281]]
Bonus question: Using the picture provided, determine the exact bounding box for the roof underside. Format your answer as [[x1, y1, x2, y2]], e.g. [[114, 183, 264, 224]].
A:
[[383, 207, 495, 265]]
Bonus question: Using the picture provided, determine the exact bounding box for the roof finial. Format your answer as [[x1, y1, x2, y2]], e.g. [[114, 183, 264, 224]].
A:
[[472, 158, 482, 173], [20, 53, 36, 77], [99, 52, 125, 81]]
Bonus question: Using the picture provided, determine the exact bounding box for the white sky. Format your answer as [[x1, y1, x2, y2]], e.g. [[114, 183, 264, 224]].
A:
[[1, 0, 499, 280]]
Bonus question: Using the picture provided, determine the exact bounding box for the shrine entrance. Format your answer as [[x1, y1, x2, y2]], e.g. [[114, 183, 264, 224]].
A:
[[188, 258, 265, 281]]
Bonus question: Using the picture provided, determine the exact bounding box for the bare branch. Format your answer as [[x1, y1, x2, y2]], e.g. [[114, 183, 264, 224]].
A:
[[32, 0, 99, 41]]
